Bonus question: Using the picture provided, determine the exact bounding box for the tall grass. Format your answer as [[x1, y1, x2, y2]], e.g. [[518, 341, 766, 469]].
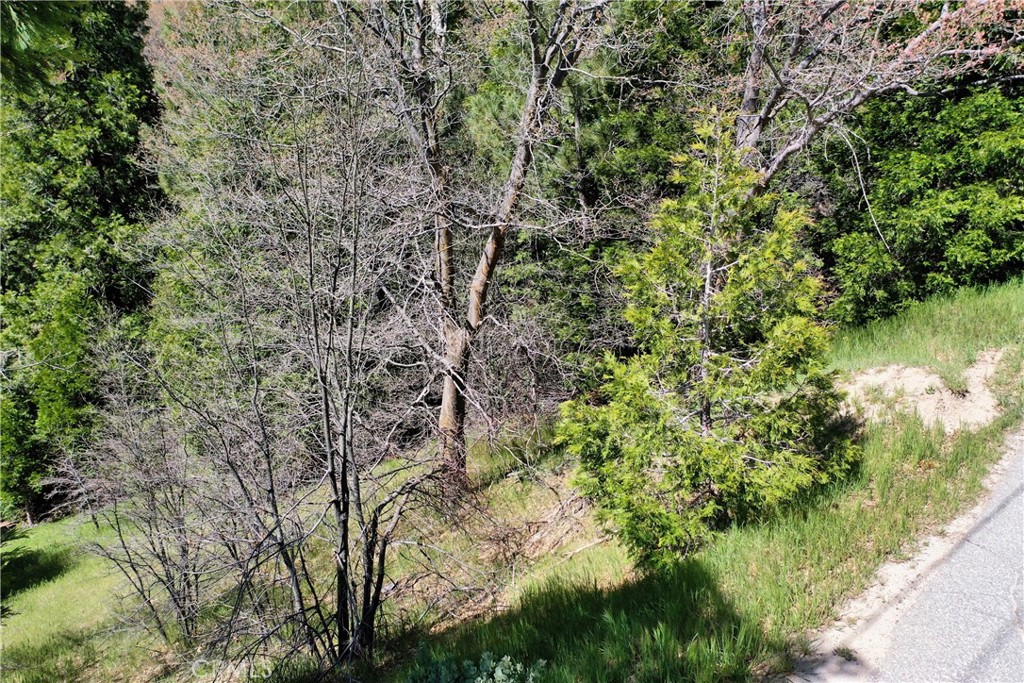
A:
[[830, 279, 1024, 378], [423, 561, 781, 683]]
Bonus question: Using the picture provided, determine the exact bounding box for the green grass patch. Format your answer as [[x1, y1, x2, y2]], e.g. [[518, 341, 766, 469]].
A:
[[466, 421, 562, 488], [830, 279, 1024, 380], [415, 562, 782, 683], [0, 517, 167, 683]]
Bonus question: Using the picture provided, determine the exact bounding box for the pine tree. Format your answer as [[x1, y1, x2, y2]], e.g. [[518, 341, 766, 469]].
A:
[[0, 1, 159, 520], [558, 117, 855, 567]]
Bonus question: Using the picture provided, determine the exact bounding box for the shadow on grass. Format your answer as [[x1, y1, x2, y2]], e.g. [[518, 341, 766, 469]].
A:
[[0, 629, 99, 683], [406, 559, 787, 683], [785, 411, 867, 515], [0, 535, 76, 609]]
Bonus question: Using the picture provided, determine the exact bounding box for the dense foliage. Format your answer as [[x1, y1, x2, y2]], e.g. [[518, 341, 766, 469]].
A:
[[0, 1, 159, 519], [818, 84, 1024, 323], [559, 122, 856, 567], [0, 0, 75, 95], [2, 0, 1021, 679]]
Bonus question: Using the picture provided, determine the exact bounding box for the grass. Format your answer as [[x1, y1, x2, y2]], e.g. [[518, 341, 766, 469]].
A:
[[830, 279, 1024, 382], [403, 407, 1021, 682], [398, 280, 1024, 682], [465, 421, 562, 488], [3, 281, 1022, 682], [0, 517, 167, 683]]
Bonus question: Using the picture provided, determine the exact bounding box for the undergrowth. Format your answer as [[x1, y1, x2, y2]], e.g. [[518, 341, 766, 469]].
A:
[[3, 282, 1022, 682], [399, 281, 1024, 682]]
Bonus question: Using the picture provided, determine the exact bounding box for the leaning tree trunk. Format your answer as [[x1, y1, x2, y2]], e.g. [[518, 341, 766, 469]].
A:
[[435, 0, 608, 476]]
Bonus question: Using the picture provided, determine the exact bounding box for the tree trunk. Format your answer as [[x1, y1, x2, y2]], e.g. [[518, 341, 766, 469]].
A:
[[430, 0, 608, 477], [698, 253, 715, 436], [736, 0, 766, 163], [438, 324, 470, 474]]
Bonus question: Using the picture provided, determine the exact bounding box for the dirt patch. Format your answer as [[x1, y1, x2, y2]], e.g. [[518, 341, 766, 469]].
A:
[[843, 349, 1004, 434]]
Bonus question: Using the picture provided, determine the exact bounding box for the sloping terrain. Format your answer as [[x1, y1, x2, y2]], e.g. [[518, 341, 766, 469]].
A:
[[793, 429, 1024, 682], [3, 282, 1023, 683], [844, 349, 1004, 434]]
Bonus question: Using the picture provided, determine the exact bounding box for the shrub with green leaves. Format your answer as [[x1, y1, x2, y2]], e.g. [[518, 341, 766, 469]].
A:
[[558, 118, 856, 568], [406, 649, 547, 683], [820, 86, 1024, 323]]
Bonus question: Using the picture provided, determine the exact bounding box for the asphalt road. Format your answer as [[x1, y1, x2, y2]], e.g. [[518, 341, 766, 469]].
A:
[[793, 432, 1024, 683], [874, 440, 1024, 682]]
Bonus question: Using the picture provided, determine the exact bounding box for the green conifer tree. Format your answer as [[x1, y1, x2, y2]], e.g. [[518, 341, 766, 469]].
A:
[[558, 117, 855, 567], [1, 1, 159, 520]]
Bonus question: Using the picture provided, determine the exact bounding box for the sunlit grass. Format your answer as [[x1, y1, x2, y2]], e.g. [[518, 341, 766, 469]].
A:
[[0, 517, 167, 683], [402, 403, 1020, 681], [830, 279, 1024, 383], [4, 283, 1022, 682], [398, 284, 1024, 682]]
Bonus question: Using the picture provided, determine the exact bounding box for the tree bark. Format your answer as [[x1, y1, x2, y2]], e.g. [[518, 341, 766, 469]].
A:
[[436, 0, 607, 476], [438, 326, 470, 473], [736, 0, 766, 162]]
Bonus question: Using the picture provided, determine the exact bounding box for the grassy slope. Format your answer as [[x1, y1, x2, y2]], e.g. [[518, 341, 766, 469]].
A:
[[2, 281, 1022, 682], [0, 518, 166, 683], [403, 280, 1024, 681], [830, 279, 1024, 387]]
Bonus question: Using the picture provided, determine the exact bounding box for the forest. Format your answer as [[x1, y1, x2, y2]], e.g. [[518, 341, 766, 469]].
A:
[[1, 1, 1023, 682]]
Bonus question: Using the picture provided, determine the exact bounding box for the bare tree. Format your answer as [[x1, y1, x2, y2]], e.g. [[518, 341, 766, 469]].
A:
[[725, 0, 1023, 188], [331, 0, 612, 476], [88, 4, 446, 672]]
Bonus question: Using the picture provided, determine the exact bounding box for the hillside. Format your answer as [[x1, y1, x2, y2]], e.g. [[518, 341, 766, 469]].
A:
[[3, 5, 1022, 680], [3, 281, 1022, 683]]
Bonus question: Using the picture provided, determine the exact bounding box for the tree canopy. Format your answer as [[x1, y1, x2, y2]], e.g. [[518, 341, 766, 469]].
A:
[[1, 0, 159, 519]]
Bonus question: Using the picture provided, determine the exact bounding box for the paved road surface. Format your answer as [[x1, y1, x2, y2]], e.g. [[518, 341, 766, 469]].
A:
[[874, 440, 1023, 682], [795, 432, 1024, 682]]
